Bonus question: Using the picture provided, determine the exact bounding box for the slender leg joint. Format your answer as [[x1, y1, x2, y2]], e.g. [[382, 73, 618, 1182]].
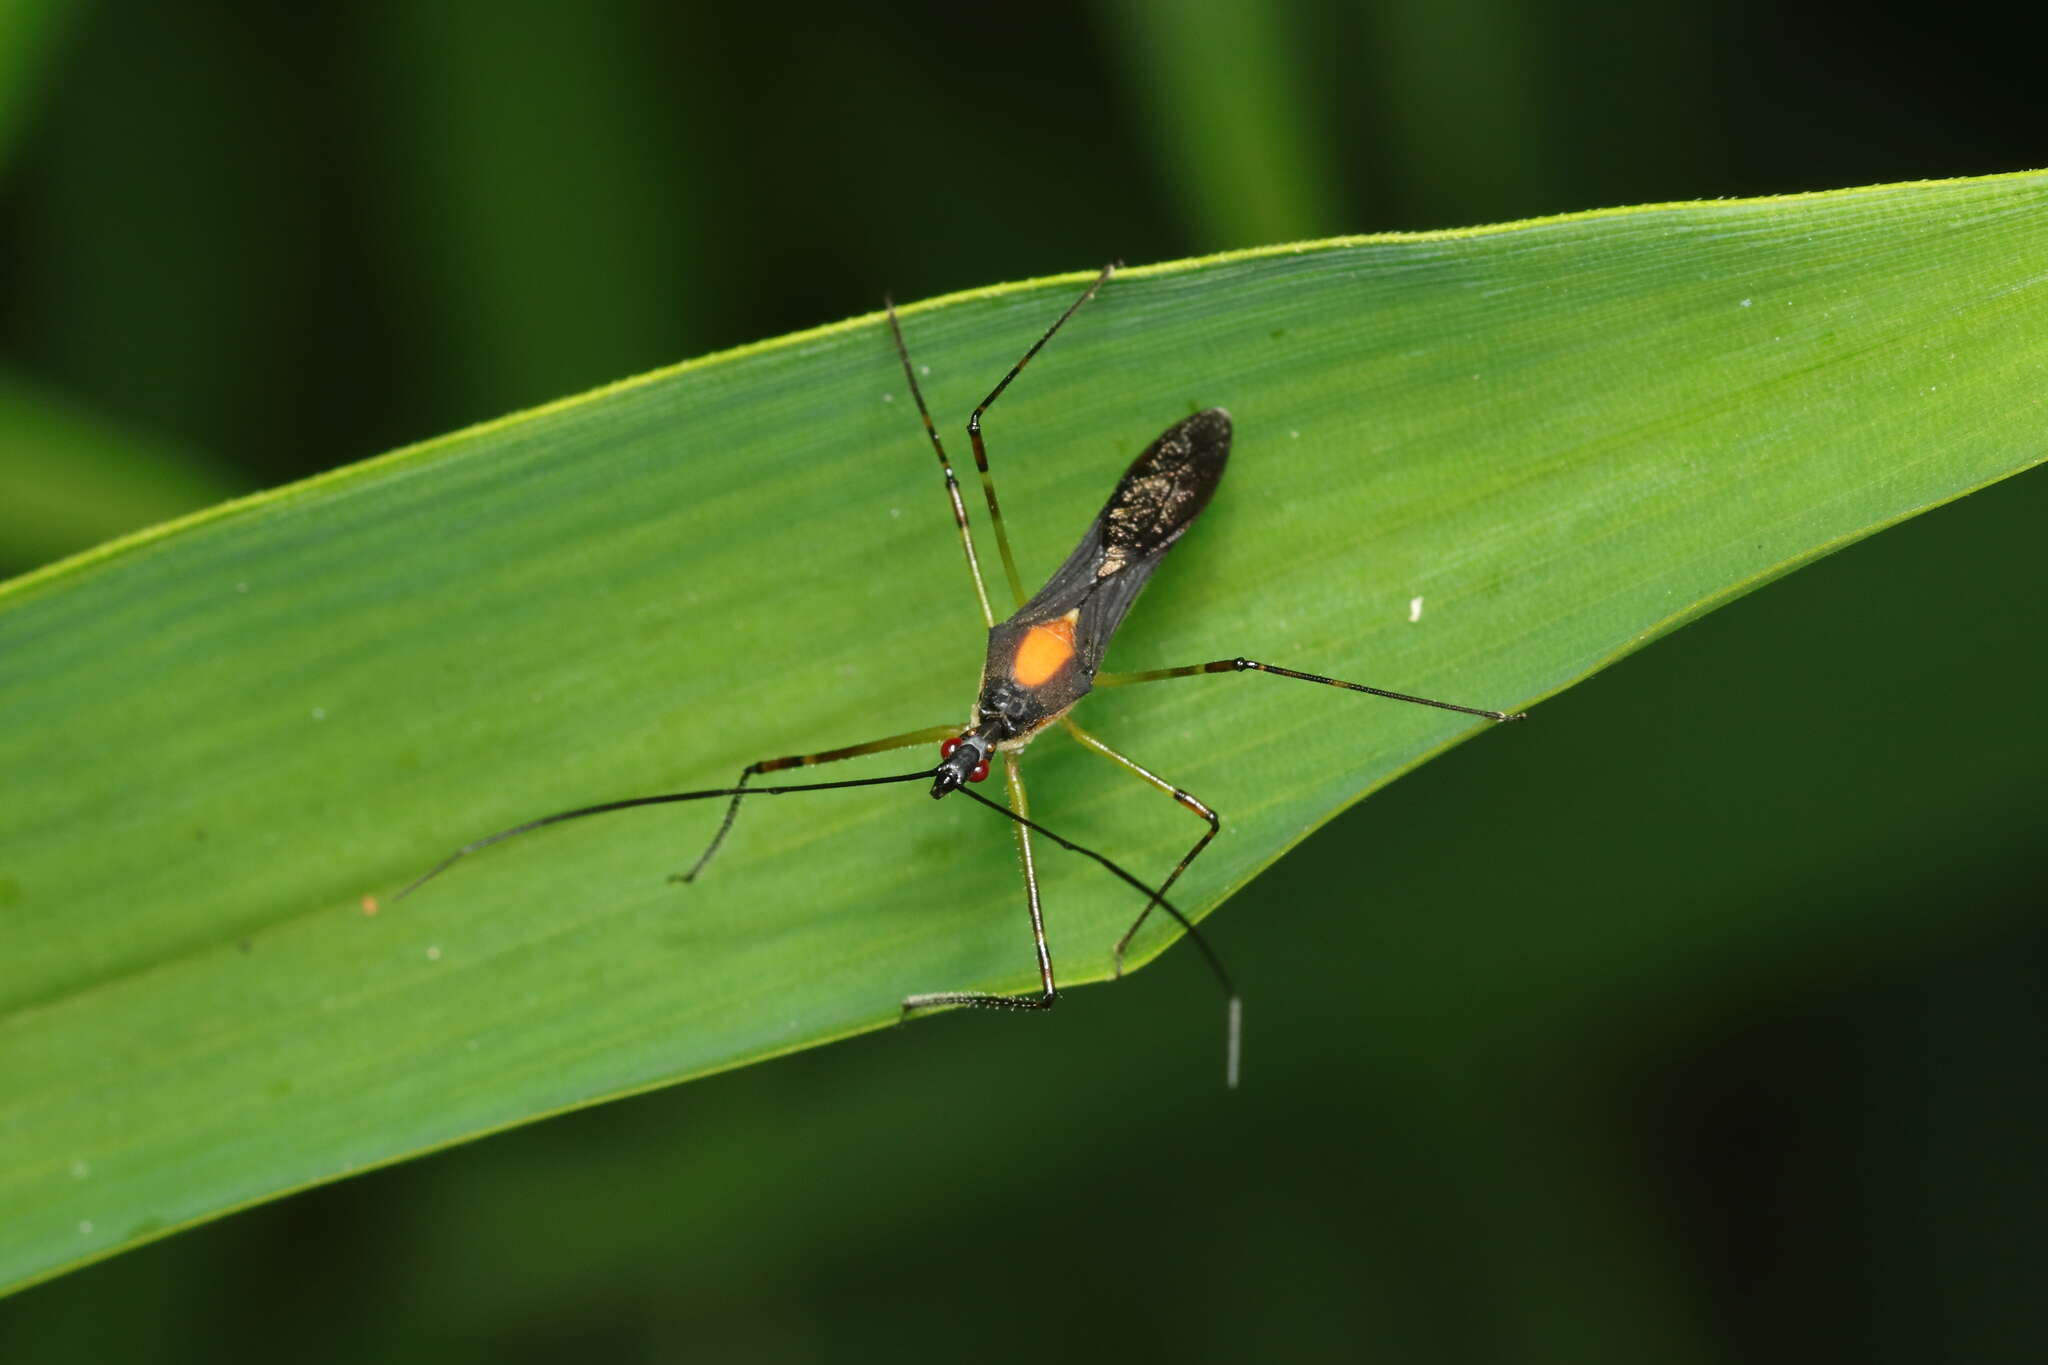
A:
[[1112, 790, 1219, 979], [674, 762, 761, 883], [1058, 718, 1224, 980], [676, 723, 959, 885]]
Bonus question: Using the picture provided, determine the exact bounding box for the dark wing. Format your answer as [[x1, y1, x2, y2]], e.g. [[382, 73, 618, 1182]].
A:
[[990, 408, 1231, 687]]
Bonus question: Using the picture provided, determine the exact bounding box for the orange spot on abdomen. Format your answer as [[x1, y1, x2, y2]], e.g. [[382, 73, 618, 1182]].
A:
[[1012, 616, 1078, 688]]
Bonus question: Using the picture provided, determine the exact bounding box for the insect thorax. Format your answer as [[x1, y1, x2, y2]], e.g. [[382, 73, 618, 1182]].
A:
[[976, 616, 1094, 749]]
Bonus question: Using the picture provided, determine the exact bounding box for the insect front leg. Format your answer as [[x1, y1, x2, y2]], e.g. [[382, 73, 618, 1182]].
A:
[[677, 723, 959, 883], [900, 753, 1059, 1016]]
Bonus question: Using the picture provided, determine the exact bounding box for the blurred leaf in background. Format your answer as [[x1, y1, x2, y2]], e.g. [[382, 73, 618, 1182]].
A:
[[2, 1, 2045, 1362], [0, 369, 240, 575], [0, 1, 76, 174]]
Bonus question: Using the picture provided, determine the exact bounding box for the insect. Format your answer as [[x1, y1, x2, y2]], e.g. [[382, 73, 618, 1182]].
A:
[[400, 265, 1523, 1084]]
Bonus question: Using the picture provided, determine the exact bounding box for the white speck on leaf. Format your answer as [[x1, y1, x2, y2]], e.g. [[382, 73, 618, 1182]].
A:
[[1408, 596, 1424, 623]]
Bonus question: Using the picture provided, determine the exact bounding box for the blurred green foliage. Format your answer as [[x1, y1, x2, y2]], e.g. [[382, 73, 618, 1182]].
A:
[[1, 2, 2043, 1362]]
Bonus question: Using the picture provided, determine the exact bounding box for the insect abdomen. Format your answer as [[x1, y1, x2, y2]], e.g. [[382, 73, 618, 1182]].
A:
[[1098, 407, 1231, 571], [975, 407, 1233, 743]]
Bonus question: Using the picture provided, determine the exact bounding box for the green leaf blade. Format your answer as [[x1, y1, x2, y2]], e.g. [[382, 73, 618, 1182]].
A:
[[3, 173, 2045, 1293]]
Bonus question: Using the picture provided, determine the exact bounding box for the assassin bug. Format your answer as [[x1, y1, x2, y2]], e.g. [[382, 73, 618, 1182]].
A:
[[400, 265, 1523, 1084]]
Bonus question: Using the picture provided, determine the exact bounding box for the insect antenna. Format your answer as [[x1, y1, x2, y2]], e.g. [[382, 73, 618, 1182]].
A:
[[395, 767, 940, 902], [954, 783, 1244, 1088]]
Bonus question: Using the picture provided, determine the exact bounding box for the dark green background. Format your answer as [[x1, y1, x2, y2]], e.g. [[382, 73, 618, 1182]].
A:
[[2, 2, 2043, 1360]]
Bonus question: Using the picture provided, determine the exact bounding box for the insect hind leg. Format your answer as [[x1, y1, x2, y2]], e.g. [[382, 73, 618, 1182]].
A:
[[966, 263, 1116, 608], [885, 299, 998, 630]]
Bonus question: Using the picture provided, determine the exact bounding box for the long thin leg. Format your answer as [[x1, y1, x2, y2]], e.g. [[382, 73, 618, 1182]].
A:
[[902, 752, 1058, 1015], [397, 765, 938, 904], [967, 263, 1116, 608], [886, 300, 996, 629], [678, 722, 959, 883], [1098, 656, 1527, 723], [952, 779, 1241, 1088], [1060, 718, 1219, 978]]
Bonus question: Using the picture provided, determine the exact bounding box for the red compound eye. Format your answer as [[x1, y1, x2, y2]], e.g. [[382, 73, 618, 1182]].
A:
[[969, 759, 990, 783], [939, 737, 960, 759]]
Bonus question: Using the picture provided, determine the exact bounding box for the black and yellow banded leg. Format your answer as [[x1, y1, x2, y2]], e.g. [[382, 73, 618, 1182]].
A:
[[678, 722, 959, 883], [902, 752, 1058, 1015], [966, 263, 1117, 609], [1058, 718, 1220, 977], [886, 300, 997, 629], [1098, 657, 1527, 723]]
